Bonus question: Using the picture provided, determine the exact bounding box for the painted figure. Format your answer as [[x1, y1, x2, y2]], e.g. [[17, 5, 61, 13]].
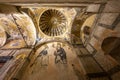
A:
[[38, 47, 49, 66], [54, 44, 67, 64], [31, 47, 49, 67]]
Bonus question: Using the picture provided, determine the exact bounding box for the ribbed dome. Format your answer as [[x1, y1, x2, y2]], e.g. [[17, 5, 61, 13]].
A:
[[39, 9, 67, 36]]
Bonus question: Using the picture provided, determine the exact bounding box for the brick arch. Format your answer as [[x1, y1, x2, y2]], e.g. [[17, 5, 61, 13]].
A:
[[101, 36, 120, 63], [101, 37, 120, 54]]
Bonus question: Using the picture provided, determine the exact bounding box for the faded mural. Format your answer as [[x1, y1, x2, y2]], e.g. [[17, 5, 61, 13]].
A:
[[21, 42, 82, 80], [0, 12, 36, 49]]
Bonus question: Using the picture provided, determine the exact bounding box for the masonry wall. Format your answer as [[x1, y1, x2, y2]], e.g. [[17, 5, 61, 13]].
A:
[[85, 1, 120, 80]]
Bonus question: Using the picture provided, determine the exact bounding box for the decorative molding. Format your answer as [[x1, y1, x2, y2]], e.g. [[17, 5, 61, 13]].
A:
[[98, 23, 112, 29]]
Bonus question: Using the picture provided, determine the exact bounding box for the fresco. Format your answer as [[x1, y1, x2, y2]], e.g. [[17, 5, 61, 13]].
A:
[[33, 46, 49, 66], [81, 14, 96, 43], [0, 26, 6, 47], [28, 7, 77, 43], [13, 13, 36, 46], [0, 13, 36, 49], [54, 44, 67, 64], [21, 42, 83, 80], [33, 42, 68, 66]]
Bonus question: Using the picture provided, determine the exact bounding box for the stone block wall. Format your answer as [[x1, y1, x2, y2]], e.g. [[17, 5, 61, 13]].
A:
[[85, 1, 120, 80]]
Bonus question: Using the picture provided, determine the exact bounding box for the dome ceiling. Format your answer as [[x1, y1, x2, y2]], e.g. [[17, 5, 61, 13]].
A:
[[39, 9, 67, 36]]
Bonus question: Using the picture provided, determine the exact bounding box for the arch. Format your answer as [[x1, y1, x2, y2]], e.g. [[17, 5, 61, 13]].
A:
[[71, 10, 96, 44], [101, 37, 120, 63], [101, 37, 120, 54]]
